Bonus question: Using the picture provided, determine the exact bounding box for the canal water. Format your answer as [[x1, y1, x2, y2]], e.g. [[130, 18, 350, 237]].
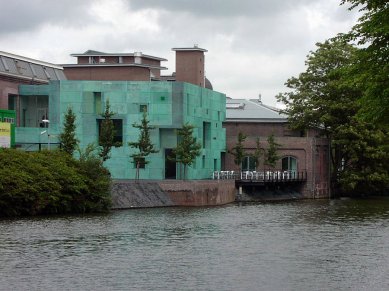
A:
[[1, 198, 389, 291]]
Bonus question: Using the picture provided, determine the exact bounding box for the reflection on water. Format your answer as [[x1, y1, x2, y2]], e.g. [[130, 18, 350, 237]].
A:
[[1, 198, 389, 290]]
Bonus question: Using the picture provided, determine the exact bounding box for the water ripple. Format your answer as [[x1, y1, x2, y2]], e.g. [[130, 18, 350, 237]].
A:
[[1, 199, 389, 290]]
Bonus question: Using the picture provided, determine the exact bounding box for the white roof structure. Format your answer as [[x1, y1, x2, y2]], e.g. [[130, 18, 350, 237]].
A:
[[226, 98, 287, 123]]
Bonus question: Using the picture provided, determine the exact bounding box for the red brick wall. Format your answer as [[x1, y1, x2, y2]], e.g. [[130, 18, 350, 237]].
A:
[[158, 180, 236, 206], [0, 79, 18, 109], [224, 122, 330, 198], [64, 66, 151, 81], [175, 51, 205, 87]]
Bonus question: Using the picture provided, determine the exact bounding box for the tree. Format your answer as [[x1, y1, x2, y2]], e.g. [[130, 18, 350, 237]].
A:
[[277, 38, 389, 195], [171, 123, 202, 180], [252, 137, 263, 171], [229, 132, 247, 171], [128, 109, 158, 180], [334, 118, 389, 195], [99, 99, 118, 162], [59, 106, 78, 156], [341, 0, 389, 125], [264, 134, 280, 169]]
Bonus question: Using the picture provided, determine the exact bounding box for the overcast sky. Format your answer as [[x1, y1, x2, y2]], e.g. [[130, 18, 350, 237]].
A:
[[0, 0, 359, 105]]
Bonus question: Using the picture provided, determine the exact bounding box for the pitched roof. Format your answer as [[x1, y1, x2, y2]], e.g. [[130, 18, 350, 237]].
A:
[[0, 51, 66, 83], [226, 98, 287, 123]]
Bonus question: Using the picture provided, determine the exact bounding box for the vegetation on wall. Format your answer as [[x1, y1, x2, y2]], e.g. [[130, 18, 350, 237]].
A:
[[59, 106, 78, 156], [264, 134, 280, 170], [229, 132, 247, 171], [171, 123, 202, 180], [99, 99, 120, 162], [251, 137, 262, 171], [128, 109, 158, 180], [0, 149, 111, 217]]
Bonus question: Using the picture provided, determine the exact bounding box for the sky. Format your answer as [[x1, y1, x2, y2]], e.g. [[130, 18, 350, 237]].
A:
[[0, 0, 360, 106]]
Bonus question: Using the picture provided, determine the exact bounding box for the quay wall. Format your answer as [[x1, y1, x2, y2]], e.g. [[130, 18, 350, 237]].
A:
[[158, 180, 236, 207], [111, 180, 236, 209]]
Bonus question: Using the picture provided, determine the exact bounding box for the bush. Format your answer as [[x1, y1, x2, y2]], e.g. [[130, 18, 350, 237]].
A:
[[0, 149, 111, 217]]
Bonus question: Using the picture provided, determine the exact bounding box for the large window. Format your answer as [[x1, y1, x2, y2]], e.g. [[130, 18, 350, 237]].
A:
[[97, 119, 123, 145], [282, 156, 297, 172], [242, 156, 256, 171]]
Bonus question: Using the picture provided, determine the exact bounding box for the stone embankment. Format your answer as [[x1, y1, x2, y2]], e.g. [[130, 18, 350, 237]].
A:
[[111, 180, 236, 209]]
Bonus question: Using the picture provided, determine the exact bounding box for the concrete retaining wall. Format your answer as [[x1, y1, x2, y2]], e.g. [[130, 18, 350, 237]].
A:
[[158, 180, 236, 206], [111, 180, 236, 209]]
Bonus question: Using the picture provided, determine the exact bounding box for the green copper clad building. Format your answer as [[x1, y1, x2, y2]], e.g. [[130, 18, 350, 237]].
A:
[[17, 80, 226, 179]]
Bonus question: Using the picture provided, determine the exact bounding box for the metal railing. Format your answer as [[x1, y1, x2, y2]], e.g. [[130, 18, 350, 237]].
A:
[[212, 170, 307, 182]]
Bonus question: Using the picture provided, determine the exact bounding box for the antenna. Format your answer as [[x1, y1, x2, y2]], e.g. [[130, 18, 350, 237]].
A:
[[258, 93, 262, 103]]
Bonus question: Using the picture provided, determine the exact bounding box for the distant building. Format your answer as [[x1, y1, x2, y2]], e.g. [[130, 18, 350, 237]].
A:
[[0, 51, 66, 126], [14, 46, 226, 180], [223, 98, 329, 198], [63, 50, 167, 81]]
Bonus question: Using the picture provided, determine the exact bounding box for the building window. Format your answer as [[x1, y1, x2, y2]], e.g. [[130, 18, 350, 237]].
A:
[[3, 117, 14, 124], [140, 104, 147, 113], [97, 119, 123, 145], [133, 157, 145, 169], [202, 155, 205, 168], [282, 156, 297, 172], [94, 92, 102, 114], [242, 156, 256, 171]]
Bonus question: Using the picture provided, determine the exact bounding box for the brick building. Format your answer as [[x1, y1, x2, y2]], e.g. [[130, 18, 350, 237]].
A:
[[223, 98, 330, 198], [0, 51, 66, 126]]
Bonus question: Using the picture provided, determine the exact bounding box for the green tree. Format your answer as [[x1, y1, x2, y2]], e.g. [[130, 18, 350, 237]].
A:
[[99, 99, 118, 162], [128, 109, 158, 180], [277, 38, 389, 195], [335, 118, 389, 194], [59, 106, 78, 156], [264, 134, 280, 169], [229, 132, 247, 171], [341, 0, 389, 125], [171, 123, 202, 180], [252, 137, 263, 171]]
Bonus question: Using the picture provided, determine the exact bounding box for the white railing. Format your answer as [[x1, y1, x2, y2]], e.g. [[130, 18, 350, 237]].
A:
[[211, 170, 306, 181]]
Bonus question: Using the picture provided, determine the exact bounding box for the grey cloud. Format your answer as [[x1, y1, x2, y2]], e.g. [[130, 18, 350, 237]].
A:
[[0, 0, 96, 34], [128, 0, 314, 18]]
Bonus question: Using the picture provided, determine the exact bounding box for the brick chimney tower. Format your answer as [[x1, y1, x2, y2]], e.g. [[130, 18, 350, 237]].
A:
[[172, 45, 207, 87]]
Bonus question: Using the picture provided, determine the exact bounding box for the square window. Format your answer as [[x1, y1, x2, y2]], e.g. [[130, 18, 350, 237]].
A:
[[134, 157, 145, 169], [140, 104, 147, 113], [97, 119, 123, 145]]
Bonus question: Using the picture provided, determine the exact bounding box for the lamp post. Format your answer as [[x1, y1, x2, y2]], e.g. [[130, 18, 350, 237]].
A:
[[42, 119, 50, 150]]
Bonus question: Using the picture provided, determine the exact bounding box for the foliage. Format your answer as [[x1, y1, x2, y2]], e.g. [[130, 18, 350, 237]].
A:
[[334, 118, 389, 195], [171, 123, 202, 180], [59, 106, 78, 156], [77, 143, 100, 162], [341, 0, 389, 125], [251, 137, 263, 171], [229, 132, 247, 171], [99, 99, 119, 162], [0, 149, 111, 217], [128, 109, 158, 179], [264, 134, 280, 169], [277, 38, 389, 195]]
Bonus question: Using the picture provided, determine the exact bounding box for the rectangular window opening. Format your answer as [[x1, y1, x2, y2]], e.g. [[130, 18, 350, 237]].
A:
[[94, 92, 102, 114], [134, 157, 145, 169], [97, 118, 123, 145]]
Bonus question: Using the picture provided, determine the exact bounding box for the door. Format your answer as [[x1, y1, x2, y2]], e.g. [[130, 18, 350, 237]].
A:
[[165, 149, 176, 179]]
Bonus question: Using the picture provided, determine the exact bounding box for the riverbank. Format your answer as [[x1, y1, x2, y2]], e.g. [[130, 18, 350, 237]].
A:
[[111, 180, 236, 209]]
